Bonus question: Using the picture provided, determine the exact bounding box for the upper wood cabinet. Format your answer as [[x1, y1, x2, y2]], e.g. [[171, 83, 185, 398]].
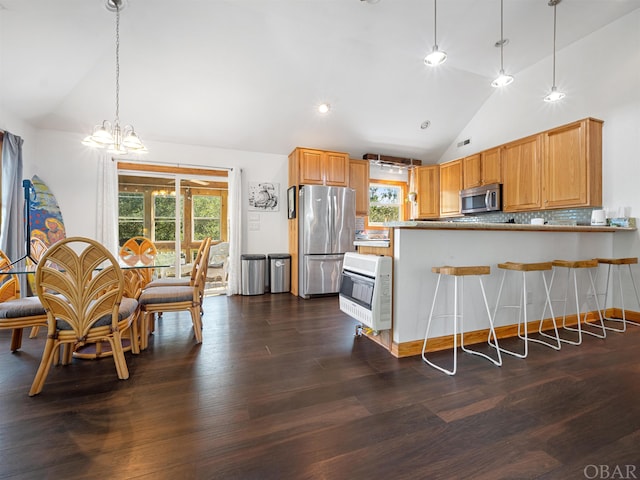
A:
[[412, 165, 440, 219], [289, 147, 349, 187], [349, 159, 370, 217], [543, 118, 603, 209], [462, 148, 502, 189], [439, 159, 462, 217], [502, 134, 543, 212], [481, 147, 502, 185], [462, 154, 481, 189]]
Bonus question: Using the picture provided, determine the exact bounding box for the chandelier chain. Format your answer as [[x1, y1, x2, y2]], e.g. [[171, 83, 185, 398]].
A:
[[115, 1, 120, 124]]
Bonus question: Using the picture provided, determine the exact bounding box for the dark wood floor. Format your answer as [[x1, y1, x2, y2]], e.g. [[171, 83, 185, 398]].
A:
[[1, 293, 639, 479]]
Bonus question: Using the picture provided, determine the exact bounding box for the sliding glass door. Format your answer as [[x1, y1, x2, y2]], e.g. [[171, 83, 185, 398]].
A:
[[117, 170, 228, 277]]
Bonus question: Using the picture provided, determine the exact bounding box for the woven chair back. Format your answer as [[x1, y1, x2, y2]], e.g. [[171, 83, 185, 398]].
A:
[[0, 249, 20, 302], [35, 237, 125, 340], [119, 236, 158, 266]]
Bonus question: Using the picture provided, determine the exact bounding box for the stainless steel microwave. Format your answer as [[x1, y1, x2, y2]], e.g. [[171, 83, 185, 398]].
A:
[[460, 183, 502, 214]]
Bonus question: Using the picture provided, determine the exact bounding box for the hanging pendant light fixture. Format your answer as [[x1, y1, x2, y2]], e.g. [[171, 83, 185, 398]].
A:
[[82, 0, 147, 154], [424, 0, 447, 67], [544, 0, 565, 102], [491, 0, 514, 88]]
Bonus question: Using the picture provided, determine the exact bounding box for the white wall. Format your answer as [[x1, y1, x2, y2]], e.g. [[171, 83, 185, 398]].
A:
[[439, 9, 640, 259], [24, 129, 289, 256]]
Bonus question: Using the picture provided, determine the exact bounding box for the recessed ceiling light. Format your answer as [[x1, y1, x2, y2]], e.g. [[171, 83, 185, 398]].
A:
[[420, 120, 431, 130], [318, 103, 331, 114]]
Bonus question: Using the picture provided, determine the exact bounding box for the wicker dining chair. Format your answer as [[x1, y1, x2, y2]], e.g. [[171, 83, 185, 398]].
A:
[[143, 237, 212, 320], [138, 237, 211, 349], [28, 237, 50, 339], [145, 237, 210, 289], [119, 236, 158, 285], [0, 249, 48, 352], [29, 237, 139, 396]]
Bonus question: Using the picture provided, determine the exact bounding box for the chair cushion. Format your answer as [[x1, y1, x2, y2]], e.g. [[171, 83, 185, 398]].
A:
[[56, 296, 139, 330], [145, 277, 191, 288], [0, 296, 46, 319], [139, 286, 194, 306]]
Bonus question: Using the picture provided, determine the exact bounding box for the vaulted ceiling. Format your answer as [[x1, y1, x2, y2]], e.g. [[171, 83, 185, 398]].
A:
[[1, 0, 639, 162]]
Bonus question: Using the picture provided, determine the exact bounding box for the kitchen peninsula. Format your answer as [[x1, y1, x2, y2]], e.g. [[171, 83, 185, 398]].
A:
[[358, 221, 636, 357]]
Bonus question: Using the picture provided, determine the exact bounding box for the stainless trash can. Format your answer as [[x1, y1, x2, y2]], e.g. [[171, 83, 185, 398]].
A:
[[241, 254, 266, 295], [268, 253, 291, 294]]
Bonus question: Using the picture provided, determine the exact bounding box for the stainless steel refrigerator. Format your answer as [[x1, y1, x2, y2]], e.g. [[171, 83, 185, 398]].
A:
[[299, 185, 356, 298]]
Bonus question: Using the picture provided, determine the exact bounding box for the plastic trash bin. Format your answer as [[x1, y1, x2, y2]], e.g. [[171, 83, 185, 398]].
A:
[[268, 253, 291, 294], [241, 254, 266, 295]]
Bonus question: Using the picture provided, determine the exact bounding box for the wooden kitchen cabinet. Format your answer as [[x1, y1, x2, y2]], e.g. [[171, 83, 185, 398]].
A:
[[412, 165, 440, 219], [349, 159, 370, 217], [502, 134, 543, 212], [289, 147, 349, 187], [462, 154, 481, 189], [462, 148, 502, 189], [439, 159, 462, 217], [543, 117, 603, 209], [481, 147, 502, 185]]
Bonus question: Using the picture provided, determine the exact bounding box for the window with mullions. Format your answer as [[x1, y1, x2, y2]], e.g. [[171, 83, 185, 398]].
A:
[[118, 192, 144, 244], [192, 194, 221, 241], [368, 183, 404, 225], [154, 193, 184, 241]]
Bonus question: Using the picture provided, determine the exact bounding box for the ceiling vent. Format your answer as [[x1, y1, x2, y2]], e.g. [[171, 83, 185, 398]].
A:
[[457, 138, 471, 148]]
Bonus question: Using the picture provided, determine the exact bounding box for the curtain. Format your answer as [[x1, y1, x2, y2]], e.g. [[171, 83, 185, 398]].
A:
[[96, 152, 119, 256], [226, 168, 242, 295], [0, 132, 24, 263]]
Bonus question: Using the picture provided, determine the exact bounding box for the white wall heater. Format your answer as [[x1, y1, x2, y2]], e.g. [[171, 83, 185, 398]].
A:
[[339, 252, 392, 331]]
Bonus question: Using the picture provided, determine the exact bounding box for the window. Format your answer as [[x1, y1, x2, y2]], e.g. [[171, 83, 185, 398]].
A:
[[368, 181, 406, 226], [117, 167, 228, 265], [192, 194, 221, 241], [118, 192, 144, 244], [153, 193, 184, 242]]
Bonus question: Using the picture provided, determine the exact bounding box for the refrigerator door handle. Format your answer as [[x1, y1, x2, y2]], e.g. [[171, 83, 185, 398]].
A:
[[331, 194, 337, 250]]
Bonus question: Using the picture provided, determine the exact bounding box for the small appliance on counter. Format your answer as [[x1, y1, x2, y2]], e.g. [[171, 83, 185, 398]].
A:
[[590, 209, 607, 226]]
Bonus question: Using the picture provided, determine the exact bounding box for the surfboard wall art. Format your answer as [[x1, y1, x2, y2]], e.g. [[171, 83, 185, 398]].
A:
[[29, 175, 67, 250]]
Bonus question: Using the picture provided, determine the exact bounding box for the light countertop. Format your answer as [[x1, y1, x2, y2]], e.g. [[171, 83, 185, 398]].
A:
[[385, 221, 636, 233]]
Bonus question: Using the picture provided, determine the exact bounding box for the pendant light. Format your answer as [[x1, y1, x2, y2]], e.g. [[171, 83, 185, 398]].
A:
[[424, 0, 447, 66], [82, 0, 147, 154], [544, 0, 565, 102], [491, 0, 514, 88]]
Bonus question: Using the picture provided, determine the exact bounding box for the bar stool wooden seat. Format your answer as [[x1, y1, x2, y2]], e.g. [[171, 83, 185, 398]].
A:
[[593, 257, 640, 332], [422, 265, 502, 375], [489, 261, 561, 358], [550, 259, 606, 345]]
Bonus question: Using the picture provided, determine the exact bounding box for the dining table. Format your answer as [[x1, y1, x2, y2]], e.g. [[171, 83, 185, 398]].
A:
[[1, 258, 172, 359]]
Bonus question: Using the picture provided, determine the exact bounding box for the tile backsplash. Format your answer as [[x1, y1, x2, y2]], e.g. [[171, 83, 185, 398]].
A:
[[451, 208, 595, 226]]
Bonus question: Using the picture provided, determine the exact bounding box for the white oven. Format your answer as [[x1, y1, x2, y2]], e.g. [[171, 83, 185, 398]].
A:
[[339, 252, 392, 331]]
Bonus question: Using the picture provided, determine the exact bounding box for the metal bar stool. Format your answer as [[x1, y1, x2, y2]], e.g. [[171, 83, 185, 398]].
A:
[[489, 261, 561, 358], [422, 265, 502, 375], [594, 257, 640, 332], [550, 259, 606, 345]]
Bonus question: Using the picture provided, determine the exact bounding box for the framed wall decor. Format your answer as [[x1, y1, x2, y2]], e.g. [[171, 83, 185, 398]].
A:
[[287, 185, 296, 219], [248, 182, 279, 212]]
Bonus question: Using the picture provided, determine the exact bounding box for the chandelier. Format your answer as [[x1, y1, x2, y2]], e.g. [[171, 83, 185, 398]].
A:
[[82, 0, 146, 154]]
